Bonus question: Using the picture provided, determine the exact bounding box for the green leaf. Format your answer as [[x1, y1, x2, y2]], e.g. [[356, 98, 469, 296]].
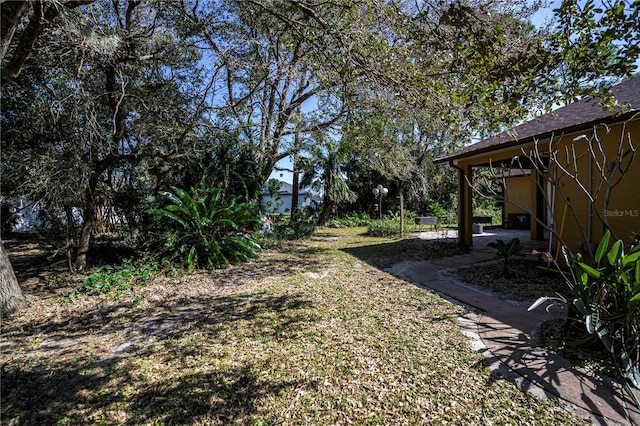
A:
[[186, 246, 198, 271], [594, 230, 610, 264], [621, 251, 640, 266], [528, 297, 554, 311], [585, 307, 595, 334], [146, 208, 188, 228], [576, 262, 601, 279], [580, 270, 588, 285], [621, 348, 640, 389], [595, 322, 613, 353], [621, 379, 640, 411], [607, 240, 623, 266], [573, 298, 587, 315]]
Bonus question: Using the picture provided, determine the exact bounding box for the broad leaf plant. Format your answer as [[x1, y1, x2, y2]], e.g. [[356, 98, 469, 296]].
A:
[[530, 230, 640, 407]]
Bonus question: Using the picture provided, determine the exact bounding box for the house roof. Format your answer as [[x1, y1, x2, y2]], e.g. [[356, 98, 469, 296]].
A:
[[436, 76, 640, 164]]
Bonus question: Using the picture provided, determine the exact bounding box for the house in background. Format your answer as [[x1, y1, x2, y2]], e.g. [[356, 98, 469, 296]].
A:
[[436, 76, 640, 258], [261, 180, 321, 214], [1, 196, 47, 232]]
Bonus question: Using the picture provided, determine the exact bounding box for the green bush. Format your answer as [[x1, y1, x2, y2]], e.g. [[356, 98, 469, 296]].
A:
[[530, 230, 640, 407], [146, 187, 261, 270], [367, 218, 400, 237], [70, 257, 161, 299], [426, 203, 448, 224], [272, 220, 317, 240], [473, 206, 502, 226], [488, 238, 523, 277], [326, 212, 372, 228]]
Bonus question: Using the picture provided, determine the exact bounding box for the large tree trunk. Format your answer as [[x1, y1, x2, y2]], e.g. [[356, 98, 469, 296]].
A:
[[74, 187, 96, 271], [291, 167, 300, 219], [0, 239, 26, 315]]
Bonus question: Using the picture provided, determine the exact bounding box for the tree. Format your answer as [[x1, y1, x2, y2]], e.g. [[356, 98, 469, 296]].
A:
[[547, 0, 640, 101], [299, 132, 357, 225], [180, 0, 351, 192], [0, 241, 26, 316], [1, 0, 98, 85], [2, 0, 638, 315], [1, 0, 90, 311], [2, 1, 208, 271]]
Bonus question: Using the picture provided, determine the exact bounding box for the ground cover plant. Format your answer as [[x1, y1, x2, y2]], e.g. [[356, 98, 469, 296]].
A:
[[1, 228, 587, 424]]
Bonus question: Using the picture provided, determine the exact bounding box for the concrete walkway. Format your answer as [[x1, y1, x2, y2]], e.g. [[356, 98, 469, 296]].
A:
[[389, 229, 640, 425]]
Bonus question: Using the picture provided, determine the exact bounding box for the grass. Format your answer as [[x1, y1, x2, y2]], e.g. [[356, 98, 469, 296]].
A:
[[1, 227, 587, 425]]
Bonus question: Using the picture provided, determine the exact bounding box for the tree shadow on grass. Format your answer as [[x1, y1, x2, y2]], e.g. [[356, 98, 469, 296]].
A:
[[3, 355, 315, 425], [2, 292, 317, 424], [342, 238, 466, 269]]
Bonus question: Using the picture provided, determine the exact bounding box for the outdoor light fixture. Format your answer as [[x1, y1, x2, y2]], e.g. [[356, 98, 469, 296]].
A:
[[372, 184, 388, 219]]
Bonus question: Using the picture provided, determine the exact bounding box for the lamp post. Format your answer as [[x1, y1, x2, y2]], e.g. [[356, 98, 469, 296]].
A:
[[372, 184, 388, 219]]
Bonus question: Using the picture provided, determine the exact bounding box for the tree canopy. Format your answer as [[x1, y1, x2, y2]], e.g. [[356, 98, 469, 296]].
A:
[[1, 0, 638, 279]]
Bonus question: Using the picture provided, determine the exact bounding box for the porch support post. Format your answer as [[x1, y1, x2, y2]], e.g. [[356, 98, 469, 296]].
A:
[[455, 162, 473, 247]]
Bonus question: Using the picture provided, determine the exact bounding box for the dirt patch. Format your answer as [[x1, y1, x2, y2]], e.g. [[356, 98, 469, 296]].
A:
[[537, 318, 616, 377], [453, 257, 571, 302]]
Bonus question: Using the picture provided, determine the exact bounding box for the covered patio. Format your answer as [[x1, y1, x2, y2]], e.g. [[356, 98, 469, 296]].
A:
[[417, 228, 550, 255], [434, 76, 640, 253]]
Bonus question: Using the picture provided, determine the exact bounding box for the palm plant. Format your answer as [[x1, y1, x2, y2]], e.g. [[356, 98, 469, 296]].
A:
[[299, 134, 357, 225], [146, 187, 260, 270], [488, 237, 523, 277]]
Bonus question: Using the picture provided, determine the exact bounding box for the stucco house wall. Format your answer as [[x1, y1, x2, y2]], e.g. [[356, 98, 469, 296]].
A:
[[551, 119, 640, 255], [504, 177, 532, 224], [261, 181, 321, 214], [435, 76, 640, 255]]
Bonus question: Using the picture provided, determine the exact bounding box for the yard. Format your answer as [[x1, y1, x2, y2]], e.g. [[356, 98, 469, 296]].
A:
[[1, 228, 587, 425]]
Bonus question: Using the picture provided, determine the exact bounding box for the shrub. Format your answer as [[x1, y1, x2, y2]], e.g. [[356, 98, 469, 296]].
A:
[[272, 220, 317, 240], [426, 203, 448, 224], [146, 187, 261, 270], [473, 206, 502, 226], [530, 230, 640, 407], [488, 237, 523, 277], [367, 218, 400, 237], [326, 212, 372, 228], [70, 257, 161, 299]]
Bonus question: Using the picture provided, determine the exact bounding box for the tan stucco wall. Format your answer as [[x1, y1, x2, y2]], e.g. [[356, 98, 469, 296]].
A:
[[503, 176, 532, 222], [552, 119, 640, 257]]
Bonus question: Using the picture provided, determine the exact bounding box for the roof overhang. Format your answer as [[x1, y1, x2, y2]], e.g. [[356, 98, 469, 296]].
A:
[[435, 109, 640, 167]]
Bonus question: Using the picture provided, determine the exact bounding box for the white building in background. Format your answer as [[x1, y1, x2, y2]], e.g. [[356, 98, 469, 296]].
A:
[[261, 181, 322, 214], [1, 196, 48, 232]]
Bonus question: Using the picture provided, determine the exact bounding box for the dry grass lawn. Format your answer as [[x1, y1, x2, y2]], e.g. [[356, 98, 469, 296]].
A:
[[1, 228, 587, 425]]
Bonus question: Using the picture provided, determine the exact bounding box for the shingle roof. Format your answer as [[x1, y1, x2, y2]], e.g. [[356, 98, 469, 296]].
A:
[[436, 76, 640, 164]]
